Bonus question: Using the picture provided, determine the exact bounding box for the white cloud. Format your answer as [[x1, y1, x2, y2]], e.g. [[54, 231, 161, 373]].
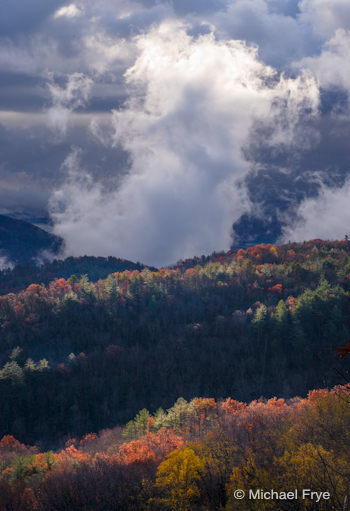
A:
[[50, 22, 319, 266], [297, 29, 350, 96], [54, 4, 82, 19], [282, 180, 350, 242]]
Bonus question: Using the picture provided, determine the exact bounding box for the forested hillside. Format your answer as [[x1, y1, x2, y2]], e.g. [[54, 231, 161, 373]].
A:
[[0, 255, 155, 295], [1, 386, 350, 510], [0, 239, 350, 448]]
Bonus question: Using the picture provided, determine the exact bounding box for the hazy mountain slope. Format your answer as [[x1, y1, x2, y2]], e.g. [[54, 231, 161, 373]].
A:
[[0, 214, 62, 265]]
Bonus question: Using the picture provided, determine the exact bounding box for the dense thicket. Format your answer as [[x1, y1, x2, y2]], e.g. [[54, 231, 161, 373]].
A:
[[0, 239, 350, 446]]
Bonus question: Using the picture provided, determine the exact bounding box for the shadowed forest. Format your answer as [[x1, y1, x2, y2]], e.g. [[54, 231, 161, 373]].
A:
[[1, 239, 350, 509]]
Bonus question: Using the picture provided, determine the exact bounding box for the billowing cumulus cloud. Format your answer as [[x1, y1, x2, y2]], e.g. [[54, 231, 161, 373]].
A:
[[50, 22, 318, 266]]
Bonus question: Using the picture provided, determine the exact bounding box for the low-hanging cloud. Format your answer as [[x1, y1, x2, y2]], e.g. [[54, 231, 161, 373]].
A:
[[50, 22, 319, 266], [0, 252, 14, 271], [282, 179, 350, 242]]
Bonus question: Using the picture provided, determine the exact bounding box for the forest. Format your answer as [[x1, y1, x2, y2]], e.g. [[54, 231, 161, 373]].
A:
[[1, 386, 350, 509], [1, 238, 350, 508], [0, 255, 153, 295]]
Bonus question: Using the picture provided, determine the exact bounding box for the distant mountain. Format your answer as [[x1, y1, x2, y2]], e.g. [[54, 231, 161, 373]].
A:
[[0, 214, 62, 266]]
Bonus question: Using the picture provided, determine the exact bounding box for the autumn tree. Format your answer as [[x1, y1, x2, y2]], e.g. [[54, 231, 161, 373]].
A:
[[154, 448, 204, 511]]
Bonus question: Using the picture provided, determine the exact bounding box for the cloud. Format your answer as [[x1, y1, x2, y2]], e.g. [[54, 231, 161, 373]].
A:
[[0, 252, 14, 271], [298, 0, 350, 39], [171, 0, 228, 16], [54, 4, 82, 19], [2, 0, 350, 256], [46, 72, 93, 135], [281, 179, 350, 242], [267, 0, 300, 17], [212, 0, 315, 67], [297, 29, 350, 96], [0, 184, 49, 215], [50, 22, 319, 266], [0, 0, 65, 37]]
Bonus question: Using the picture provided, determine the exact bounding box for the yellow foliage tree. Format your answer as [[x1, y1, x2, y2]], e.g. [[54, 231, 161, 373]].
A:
[[154, 447, 204, 511]]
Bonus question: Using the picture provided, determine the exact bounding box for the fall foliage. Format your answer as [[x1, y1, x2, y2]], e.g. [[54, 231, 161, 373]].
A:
[[1, 239, 350, 445], [1, 239, 350, 507], [1, 386, 350, 509]]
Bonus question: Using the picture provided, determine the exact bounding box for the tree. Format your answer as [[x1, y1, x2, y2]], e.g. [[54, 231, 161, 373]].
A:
[[0, 361, 24, 385], [155, 448, 204, 511], [123, 409, 152, 440]]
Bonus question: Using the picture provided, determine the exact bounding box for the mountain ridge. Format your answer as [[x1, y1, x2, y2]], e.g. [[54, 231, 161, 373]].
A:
[[0, 214, 62, 265]]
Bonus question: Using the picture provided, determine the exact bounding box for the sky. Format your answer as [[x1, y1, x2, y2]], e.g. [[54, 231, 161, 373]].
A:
[[1, 0, 350, 266]]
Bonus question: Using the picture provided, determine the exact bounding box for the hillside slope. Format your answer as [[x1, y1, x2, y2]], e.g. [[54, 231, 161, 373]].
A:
[[0, 239, 350, 446], [0, 215, 62, 265], [2, 385, 350, 510], [0, 255, 156, 295]]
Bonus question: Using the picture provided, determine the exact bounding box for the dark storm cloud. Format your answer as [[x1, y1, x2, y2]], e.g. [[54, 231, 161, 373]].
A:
[[268, 0, 300, 17], [0, 0, 65, 37], [0, 118, 130, 221], [0, 72, 46, 111], [0, 187, 49, 217], [232, 88, 350, 247], [171, 0, 228, 15]]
